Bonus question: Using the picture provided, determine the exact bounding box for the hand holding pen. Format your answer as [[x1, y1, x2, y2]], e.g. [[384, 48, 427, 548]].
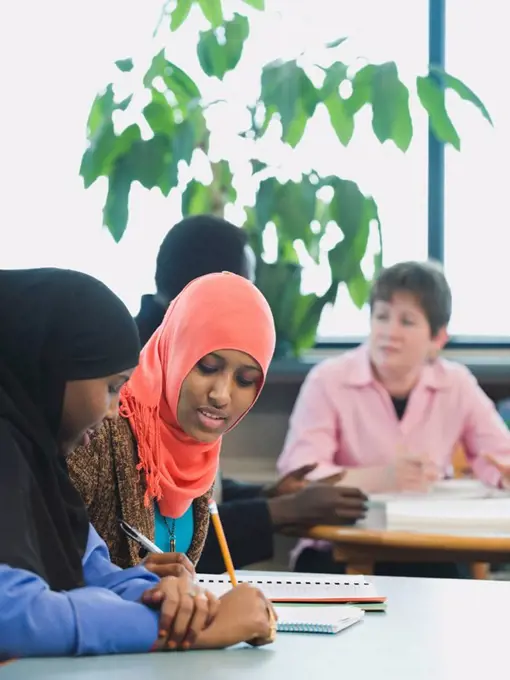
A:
[[121, 510, 276, 650], [119, 519, 195, 579], [391, 450, 441, 492]]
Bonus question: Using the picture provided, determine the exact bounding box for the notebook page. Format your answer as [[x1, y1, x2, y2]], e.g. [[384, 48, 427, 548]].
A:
[[274, 605, 364, 634], [196, 573, 385, 602]]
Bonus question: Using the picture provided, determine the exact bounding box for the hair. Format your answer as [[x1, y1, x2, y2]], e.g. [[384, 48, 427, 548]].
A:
[[155, 215, 249, 300], [369, 260, 452, 337]]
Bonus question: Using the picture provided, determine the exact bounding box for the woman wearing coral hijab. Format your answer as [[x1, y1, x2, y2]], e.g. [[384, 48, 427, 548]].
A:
[[68, 272, 276, 575]]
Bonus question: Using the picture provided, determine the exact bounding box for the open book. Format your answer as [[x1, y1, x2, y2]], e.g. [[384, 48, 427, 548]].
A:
[[196, 571, 386, 610]]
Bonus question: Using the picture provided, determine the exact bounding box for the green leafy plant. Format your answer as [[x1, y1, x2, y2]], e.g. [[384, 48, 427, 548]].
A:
[[81, 0, 491, 356]]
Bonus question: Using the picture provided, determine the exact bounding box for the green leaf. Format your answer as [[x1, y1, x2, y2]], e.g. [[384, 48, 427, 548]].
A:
[[325, 177, 376, 287], [115, 58, 133, 72], [84, 86, 132, 149], [169, 119, 197, 188], [292, 292, 325, 354], [103, 159, 132, 242], [250, 159, 268, 174], [117, 95, 133, 111], [254, 177, 276, 229], [143, 50, 201, 105], [373, 217, 384, 272], [210, 160, 237, 207], [274, 178, 317, 246], [329, 177, 369, 242], [260, 60, 318, 147], [80, 123, 115, 187], [429, 65, 493, 126], [255, 177, 317, 254], [325, 95, 354, 146], [255, 261, 302, 345], [347, 267, 370, 309], [126, 135, 172, 191], [143, 89, 175, 135], [197, 14, 249, 79], [344, 64, 375, 116], [182, 180, 213, 215], [371, 62, 413, 151], [86, 84, 115, 139], [417, 75, 460, 150], [198, 0, 223, 28], [321, 62, 354, 145], [328, 240, 357, 284], [187, 105, 209, 148], [242, 0, 265, 8], [243, 207, 263, 257], [170, 0, 193, 31], [325, 37, 348, 49], [142, 90, 204, 190], [80, 123, 141, 188], [321, 62, 348, 99], [167, 64, 202, 104]]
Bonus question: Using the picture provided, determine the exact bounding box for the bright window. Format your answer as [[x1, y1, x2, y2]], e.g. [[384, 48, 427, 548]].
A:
[[444, 0, 510, 338], [3, 1, 482, 343], [310, 0, 429, 339]]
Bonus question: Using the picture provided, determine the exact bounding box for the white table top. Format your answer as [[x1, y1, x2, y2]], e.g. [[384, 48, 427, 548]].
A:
[[2, 575, 508, 679]]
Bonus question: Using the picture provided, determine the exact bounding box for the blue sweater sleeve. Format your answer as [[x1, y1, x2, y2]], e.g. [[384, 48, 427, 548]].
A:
[[83, 524, 159, 602], [0, 526, 161, 658]]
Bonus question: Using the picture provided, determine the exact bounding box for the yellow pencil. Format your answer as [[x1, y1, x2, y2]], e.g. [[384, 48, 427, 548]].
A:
[[208, 499, 238, 587]]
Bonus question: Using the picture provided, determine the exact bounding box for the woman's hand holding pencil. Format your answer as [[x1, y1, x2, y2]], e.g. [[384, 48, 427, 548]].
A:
[[204, 498, 277, 648], [192, 584, 277, 650], [145, 498, 277, 651]]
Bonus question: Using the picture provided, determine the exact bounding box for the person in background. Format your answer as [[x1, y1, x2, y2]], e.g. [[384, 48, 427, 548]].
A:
[[135, 215, 256, 346], [278, 260, 510, 577], [0, 268, 274, 659], [130, 214, 367, 575]]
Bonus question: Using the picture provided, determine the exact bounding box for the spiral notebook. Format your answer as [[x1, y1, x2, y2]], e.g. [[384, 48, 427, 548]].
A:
[[196, 571, 386, 610], [274, 605, 364, 634]]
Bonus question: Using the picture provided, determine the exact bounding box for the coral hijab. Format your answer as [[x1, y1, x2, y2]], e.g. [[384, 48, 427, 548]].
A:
[[120, 272, 275, 518]]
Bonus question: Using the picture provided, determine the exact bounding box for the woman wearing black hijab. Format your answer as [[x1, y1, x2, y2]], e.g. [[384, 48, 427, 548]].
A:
[[0, 268, 274, 659]]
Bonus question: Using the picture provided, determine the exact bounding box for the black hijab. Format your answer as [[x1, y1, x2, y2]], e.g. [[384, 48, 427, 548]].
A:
[[0, 268, 140, 591]]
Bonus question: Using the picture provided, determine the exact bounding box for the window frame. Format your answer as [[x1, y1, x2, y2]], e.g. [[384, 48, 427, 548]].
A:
[[316, 0, 510, 350]]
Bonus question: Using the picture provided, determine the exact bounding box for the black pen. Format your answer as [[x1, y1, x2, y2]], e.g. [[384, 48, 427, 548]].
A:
[[119, 519, 163, 555]]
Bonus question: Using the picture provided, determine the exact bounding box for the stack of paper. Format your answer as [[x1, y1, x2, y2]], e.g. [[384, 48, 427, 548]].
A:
[[370, 478, 509, 504], [385, 498, 510, 535], [196, 571, 386, 610]]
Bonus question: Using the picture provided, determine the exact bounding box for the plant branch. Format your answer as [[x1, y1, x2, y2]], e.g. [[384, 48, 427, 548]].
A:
[[153, 0, 173, 38]]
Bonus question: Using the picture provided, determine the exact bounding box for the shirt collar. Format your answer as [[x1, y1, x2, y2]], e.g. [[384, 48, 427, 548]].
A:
[[342, 344, 451, 391]]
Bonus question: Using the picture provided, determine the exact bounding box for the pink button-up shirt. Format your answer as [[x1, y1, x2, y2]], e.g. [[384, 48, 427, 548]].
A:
[[277, 345, 510, 561]]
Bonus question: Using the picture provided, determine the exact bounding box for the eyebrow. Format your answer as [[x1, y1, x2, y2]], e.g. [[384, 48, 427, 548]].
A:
[[208, 352, 262, 373]]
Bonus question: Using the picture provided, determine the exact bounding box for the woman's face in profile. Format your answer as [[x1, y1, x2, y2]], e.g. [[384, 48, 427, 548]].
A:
[[58, 370, 133, 454], [177, 349, 262, 443]]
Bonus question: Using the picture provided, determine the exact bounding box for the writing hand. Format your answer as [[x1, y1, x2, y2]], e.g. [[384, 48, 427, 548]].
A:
[[192, 584, 276, 650], [391, 454, 440, 492], [484, 454, 510, 489]]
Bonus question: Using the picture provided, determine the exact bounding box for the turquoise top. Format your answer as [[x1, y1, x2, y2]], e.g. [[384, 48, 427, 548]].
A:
[[154, 503, 194, 554]]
